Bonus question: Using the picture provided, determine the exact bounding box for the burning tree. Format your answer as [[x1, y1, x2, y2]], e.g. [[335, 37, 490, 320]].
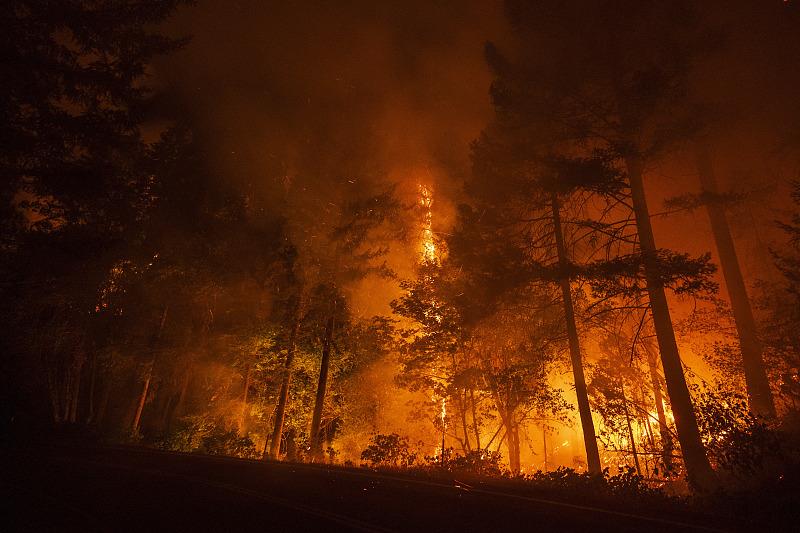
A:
[[393, 221, 572, 473]]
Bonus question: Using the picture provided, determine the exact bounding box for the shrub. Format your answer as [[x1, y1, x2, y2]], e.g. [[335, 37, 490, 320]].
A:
[[421, 448, 505, 476], [528, 466, 661, 500], [198, 429, 259, 459], [360, 433, 418, 467], [153, 416, 258, 459], [693, 385, 782, 476]]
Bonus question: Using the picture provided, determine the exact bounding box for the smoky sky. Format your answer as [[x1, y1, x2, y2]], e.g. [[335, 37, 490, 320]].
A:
[[154, 0, 507, 200], [152, 0, 800, 309]]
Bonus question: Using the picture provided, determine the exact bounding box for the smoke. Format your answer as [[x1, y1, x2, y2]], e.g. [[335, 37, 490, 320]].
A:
[[156, 1, 502, 195], [146, 0, 800, 466]]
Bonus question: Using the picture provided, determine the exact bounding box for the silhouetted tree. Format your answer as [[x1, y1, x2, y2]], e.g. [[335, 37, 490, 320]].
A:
[[491, 0, 719, 490], [0, 0, 189, 433]]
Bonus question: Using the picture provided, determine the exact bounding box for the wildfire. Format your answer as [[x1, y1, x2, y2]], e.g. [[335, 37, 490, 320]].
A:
[[418, 183, 449, 457], [419, 184, 435, 262]]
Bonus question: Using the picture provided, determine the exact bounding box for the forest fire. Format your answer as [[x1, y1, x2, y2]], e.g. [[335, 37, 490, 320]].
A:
[[419, 184, 436, 263], [3, 0, 800, 531]]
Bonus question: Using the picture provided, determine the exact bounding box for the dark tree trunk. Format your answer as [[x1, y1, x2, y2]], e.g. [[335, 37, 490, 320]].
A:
[[285, 428, 298, 462], [67, 350, 85, 423], [551, 193, 602, 475], [310, 314, 335, 461], [267, 303, 303, 460], [132, 305, 169, 437], [157, 389, 176, 432], [240, 365, 252, 434], [85, 351, 97, 424], [626, 154, 717, 491], [131, 368, 151, 436], [620, 380, 642, 475], [95, 371, 112, 429], [695, 142, 776, 418], [506, 418, 521, 475], [542, 425, 548, 472], [644, 338, 674, 472], [165, 369, 191, 434], [470, 387, 481, 451], [461, 390, 471, 452]]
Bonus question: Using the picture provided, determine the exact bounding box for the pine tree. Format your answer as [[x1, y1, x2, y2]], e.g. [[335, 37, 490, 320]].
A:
[[478, 0, 720, 490]]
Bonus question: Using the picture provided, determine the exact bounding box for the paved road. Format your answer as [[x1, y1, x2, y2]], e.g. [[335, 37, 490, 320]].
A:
[[1, 446, 728, 532]]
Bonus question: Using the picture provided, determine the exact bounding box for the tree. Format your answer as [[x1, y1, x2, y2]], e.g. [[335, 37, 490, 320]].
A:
[[492, 0, 719, 490], [464, 141, 617, 474], [393, 240, 571, 473], [757, 181, 800, 412], [691, 143, 777, 418], [0, 0, 189, 433]]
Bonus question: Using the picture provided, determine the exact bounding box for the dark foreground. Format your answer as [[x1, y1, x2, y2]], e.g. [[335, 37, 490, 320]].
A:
[[2, 446, 733, 532]]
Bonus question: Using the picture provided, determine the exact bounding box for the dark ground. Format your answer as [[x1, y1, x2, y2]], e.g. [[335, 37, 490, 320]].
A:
[[0, 445, 749, 532]]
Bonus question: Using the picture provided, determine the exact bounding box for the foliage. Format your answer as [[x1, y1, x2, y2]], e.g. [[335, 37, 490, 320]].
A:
[[429, 449, 506, 476], [527, 466, 662, 500], [754, 181, 800, 411], [0, 0, 195, 434], [360, 433, 418, 468], [154, 416, 258, 459], [692, 384, 781, 476], [154, 415, 216, 453], [198, 429, 259, 459]]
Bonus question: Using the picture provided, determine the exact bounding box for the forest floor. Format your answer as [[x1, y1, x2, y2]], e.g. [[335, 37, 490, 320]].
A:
[[0, 444, 786, 532]]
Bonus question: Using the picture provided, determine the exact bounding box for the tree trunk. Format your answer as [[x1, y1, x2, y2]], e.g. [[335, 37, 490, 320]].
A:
[[131, 368, 151, 436], [267, 303, 303, 460], [695, 142, 776, 418], [542, 425, 548, 472], [461, 390, 471, 452], [86, 351, 97, 424], [625, 154, 717, 491], [48, 368, 61, 425], [470, 387, 481, 451], [310, 314, 335, 461], [551, 193, 603, 475], [96, 372, 112, 429], [68, 358, 82, 423], [240, 365, 252, 434], [157, 389, 175, 432], [644, 338, 674, 472], [165, 369, 191, 434], [620, 380, 642, 475], [506, 418, 521, 474], [285, 428, 298, 462], [132, 305, 169, 437]]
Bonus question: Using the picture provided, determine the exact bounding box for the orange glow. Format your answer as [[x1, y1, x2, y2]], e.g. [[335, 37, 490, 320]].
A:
[[419, 184, 436, 262]]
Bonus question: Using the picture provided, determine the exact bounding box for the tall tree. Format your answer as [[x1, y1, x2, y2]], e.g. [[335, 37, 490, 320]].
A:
[[464, 138, 618, 474], [491, 0, 719, 490], [0, 0, 189, 432], [693, 143, 776, 417]]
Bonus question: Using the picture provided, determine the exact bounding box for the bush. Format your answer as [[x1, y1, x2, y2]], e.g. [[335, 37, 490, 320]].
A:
[[421, 448, 505, 476], [198, 429, 259, 459], [693, 385, 782, 476], [153, 415, 214, 452], [153, 416, 258, 459], [528, 466, 662, 500], [360, 433, 417, 467]]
